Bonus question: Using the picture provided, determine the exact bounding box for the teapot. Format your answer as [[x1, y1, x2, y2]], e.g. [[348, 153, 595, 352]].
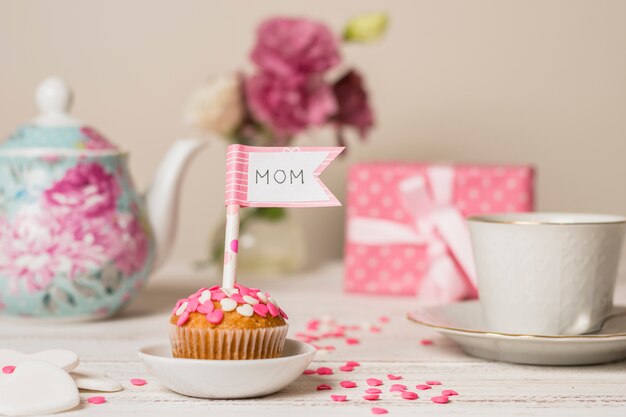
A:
[[0, 77, 205, 321]]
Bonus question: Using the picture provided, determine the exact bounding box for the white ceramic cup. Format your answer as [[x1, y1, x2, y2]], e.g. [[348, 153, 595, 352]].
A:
[[467, 213, 625, 335]]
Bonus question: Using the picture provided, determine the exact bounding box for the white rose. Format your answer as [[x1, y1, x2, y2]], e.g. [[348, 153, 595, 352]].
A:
[[183, 74, 244, 137]]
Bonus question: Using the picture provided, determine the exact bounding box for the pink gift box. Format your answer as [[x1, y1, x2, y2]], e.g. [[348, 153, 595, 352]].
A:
[[344, 163, 535, 301]]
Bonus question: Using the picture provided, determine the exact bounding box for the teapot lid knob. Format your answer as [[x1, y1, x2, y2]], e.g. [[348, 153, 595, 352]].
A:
[[33, 76, 81, 126]]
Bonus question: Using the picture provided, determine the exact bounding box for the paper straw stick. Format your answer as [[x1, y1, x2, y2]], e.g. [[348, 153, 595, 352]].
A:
[[221, 204, 240, 289]]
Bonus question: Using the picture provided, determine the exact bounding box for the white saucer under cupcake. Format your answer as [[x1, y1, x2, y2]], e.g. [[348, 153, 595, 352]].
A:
[[138, 339, 315, 399], [408, 301, 626, 365]]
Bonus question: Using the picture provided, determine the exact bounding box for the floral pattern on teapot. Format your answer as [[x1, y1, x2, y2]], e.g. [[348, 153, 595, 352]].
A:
[[0, 153, 155, 318]]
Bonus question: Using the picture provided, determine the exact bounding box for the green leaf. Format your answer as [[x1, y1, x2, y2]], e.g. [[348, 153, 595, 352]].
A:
[[343, 12, 389, 43]]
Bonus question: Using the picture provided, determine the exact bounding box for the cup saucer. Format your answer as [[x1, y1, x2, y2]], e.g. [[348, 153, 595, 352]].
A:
[[138, 339, 315, 399], [408, 301, 626, 365]]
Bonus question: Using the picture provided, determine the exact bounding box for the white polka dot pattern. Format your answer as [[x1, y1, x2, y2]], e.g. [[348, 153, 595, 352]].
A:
[[344, 163, 535, 296]]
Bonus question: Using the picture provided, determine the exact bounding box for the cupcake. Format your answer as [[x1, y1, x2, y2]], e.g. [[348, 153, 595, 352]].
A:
[[169, 283, 289, 360]]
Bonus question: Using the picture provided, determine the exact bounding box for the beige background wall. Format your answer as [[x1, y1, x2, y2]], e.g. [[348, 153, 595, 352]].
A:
[[1, 0, 625, 269]]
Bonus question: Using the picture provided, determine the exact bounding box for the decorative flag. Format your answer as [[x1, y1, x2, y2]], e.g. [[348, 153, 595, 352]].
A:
[[221, 144, 344, 289], [225, 144, 344, 207]]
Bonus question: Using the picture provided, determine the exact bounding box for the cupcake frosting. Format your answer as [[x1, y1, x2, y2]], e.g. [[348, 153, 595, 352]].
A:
[[172, 283, 288, 326]]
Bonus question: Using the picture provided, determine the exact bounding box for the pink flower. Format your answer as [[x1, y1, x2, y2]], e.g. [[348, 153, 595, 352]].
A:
[[106, 214, 150, 276], [332, 69, 374, 138], [44, 163, 120, 218], [0, 212, 109, 293], [251, 17, 340, 78], [245, 73, 337, 139]]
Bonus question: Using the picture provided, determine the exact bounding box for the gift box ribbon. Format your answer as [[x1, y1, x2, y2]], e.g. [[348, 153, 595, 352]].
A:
[[347, 166, 478, 303]]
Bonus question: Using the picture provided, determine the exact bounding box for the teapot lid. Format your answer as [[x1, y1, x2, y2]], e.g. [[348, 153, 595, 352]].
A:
[[2, 77, 118, 152]]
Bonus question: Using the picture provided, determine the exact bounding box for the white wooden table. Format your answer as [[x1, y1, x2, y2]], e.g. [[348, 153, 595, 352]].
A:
[[3, 262, 626, 416]]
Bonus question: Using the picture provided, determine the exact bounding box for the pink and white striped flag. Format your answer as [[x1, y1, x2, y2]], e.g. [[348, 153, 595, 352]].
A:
[[225, 144, 344, 207]]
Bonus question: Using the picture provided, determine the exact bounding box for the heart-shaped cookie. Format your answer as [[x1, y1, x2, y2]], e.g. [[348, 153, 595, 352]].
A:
[[71, 368, 122, 392], [0, 349, 79, 371], [0, 361, 79, 416]]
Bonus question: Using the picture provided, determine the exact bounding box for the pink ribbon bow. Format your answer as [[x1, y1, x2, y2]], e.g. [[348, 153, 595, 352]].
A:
[[347, 166, 477, 303]]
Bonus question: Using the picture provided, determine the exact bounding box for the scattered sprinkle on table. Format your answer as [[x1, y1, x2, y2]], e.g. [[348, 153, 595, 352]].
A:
[[415, 384, 432, 390], [331, 395, 347, 402], [390, 384, 407, 392], [2, 366, 15, 374], [371, 407, 388, 414], [363, 394, 380, 401], [339, 365, 354, 372], [426, 380, 442, 385], [379, 316, 390, 323], [346, 338, 360, 345], [303, 369, 316, 375], [367, 378, 383, 386], [316, 384, 332, 391], [365, 388, 382, 394], [87, 396, 106, 405], [401, 391, 418, 400], [387, 374, 402, 380], [420, 339, 434, 346], [317, 367, 333, 375], [442, 390, 459, 396], [431, 395, 450, 404], [130, 378, 147, 386], [346, 361, 360, 367], [340, 380, 357, 388]]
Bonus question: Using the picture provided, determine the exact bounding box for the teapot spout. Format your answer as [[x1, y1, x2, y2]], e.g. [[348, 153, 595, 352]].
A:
[[146, 138, 207, 269]]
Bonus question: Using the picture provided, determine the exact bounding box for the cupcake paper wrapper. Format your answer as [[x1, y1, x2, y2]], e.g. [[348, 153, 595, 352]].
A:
[[169, 324, 289, 360]]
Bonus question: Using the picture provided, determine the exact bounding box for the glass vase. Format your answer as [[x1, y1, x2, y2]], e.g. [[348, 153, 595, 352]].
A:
[[210, 207, 307, 275]]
